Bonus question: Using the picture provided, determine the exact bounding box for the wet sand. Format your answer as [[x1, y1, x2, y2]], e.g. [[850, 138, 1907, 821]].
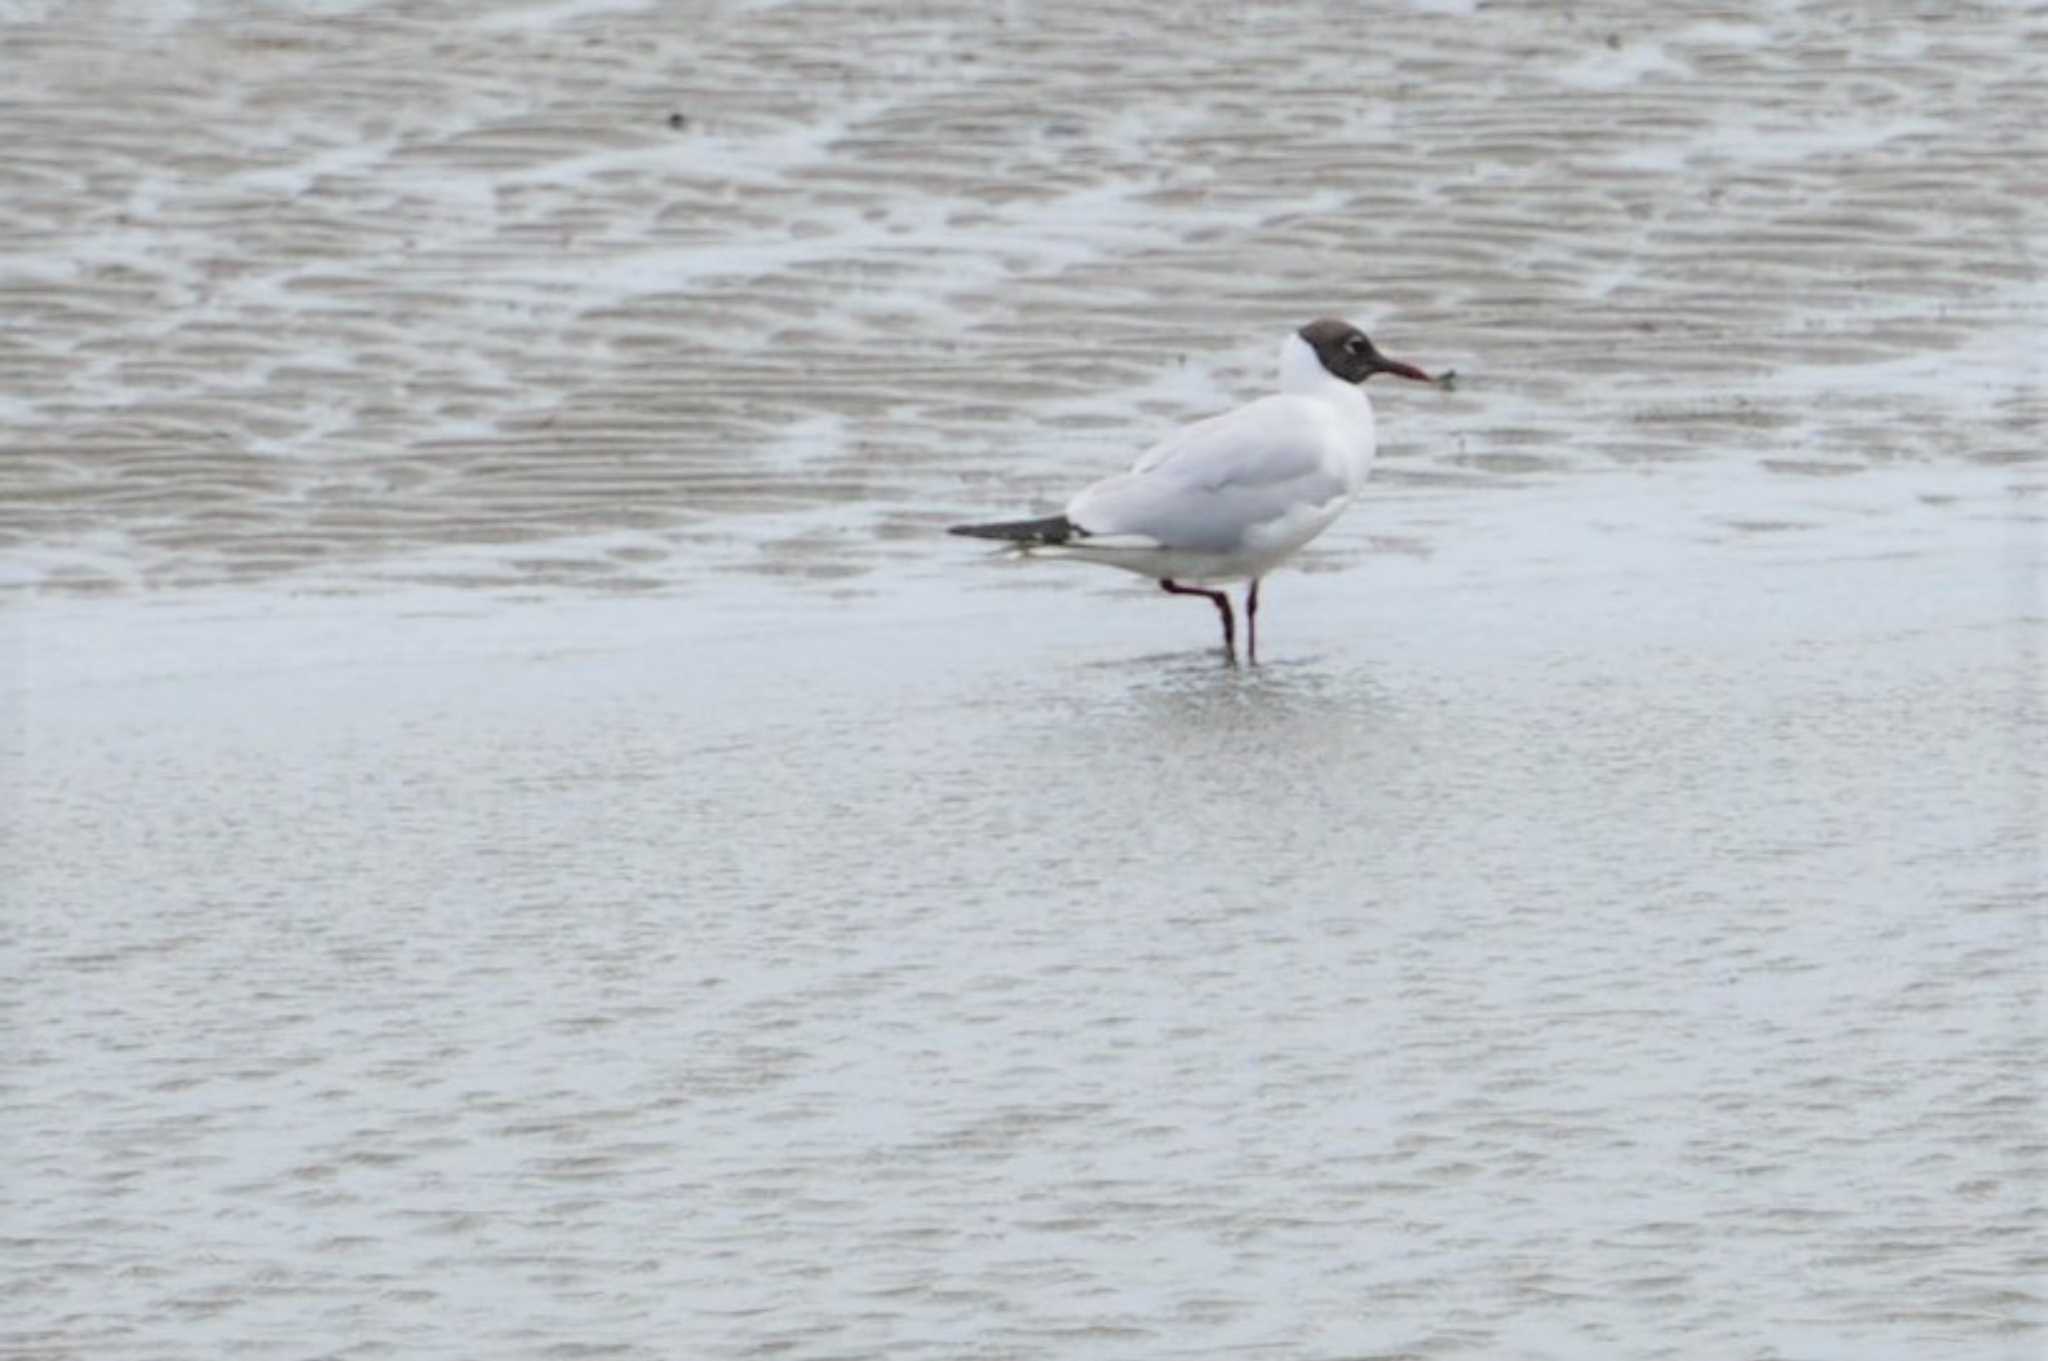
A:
[[3, 1, 2045, 1358], [1, 0, 2040, 595]]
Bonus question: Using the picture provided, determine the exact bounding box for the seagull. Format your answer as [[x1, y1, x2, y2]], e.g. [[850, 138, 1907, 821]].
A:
[[949, 319, 1437, 663]]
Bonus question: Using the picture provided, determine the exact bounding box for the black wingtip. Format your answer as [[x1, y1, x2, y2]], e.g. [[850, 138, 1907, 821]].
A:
[[948, 514, 1076, 545]]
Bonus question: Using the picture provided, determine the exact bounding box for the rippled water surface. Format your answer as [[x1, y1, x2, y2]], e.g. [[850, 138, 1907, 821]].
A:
[[3, 0, 2044, 1357]]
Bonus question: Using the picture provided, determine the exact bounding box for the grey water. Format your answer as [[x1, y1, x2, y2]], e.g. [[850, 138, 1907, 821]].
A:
[[3, 1, 2043, 1358]]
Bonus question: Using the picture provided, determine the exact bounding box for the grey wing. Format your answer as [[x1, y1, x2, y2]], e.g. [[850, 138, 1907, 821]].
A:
[[1067, 397, 1346, 553]]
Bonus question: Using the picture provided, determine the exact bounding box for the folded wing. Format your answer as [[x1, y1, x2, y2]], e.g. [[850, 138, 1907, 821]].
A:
[[1065, 395, 1351, 555]]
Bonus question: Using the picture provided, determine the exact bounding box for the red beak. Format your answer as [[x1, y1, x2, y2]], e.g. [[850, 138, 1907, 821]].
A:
[[1373, 356, 1435, 383]]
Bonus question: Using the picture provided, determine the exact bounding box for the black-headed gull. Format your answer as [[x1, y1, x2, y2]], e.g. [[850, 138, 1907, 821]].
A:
[[950, 319, 1436, 662]]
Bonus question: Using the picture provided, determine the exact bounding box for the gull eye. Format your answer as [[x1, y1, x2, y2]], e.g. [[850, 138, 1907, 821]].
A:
[[1343, 335, 1368, 356]]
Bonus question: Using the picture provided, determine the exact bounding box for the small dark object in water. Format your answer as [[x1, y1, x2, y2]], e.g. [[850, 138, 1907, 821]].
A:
[[667, 112, 688, 130]]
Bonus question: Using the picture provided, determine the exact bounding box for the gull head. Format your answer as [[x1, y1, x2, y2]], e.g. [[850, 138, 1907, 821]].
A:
[[1297, 318, 1433, 384]]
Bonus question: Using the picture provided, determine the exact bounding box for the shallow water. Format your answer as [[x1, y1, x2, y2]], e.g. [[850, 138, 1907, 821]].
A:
[[3, 0, 2045, 1358], [8, 480, 2044, 1359]]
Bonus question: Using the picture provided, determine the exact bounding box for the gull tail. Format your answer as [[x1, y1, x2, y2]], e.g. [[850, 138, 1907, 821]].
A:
[[947, 514, 1080, 545]]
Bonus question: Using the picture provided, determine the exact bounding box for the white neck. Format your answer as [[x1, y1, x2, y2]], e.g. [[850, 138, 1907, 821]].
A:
[[1278, 332, 1363, 404], [1276, 331, 1377, 484]]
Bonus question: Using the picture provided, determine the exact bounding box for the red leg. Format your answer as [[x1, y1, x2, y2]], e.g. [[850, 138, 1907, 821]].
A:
[[1246, 578, 1260, 665], [1160, 579, 1236, 660]]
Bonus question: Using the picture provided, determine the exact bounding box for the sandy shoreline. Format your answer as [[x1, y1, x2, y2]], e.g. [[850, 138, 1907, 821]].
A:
[[4, 0, 2044, 1355]]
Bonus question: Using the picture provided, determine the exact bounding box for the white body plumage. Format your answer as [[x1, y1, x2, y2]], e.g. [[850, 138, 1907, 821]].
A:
[[1050, 331, 1380, 584]]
